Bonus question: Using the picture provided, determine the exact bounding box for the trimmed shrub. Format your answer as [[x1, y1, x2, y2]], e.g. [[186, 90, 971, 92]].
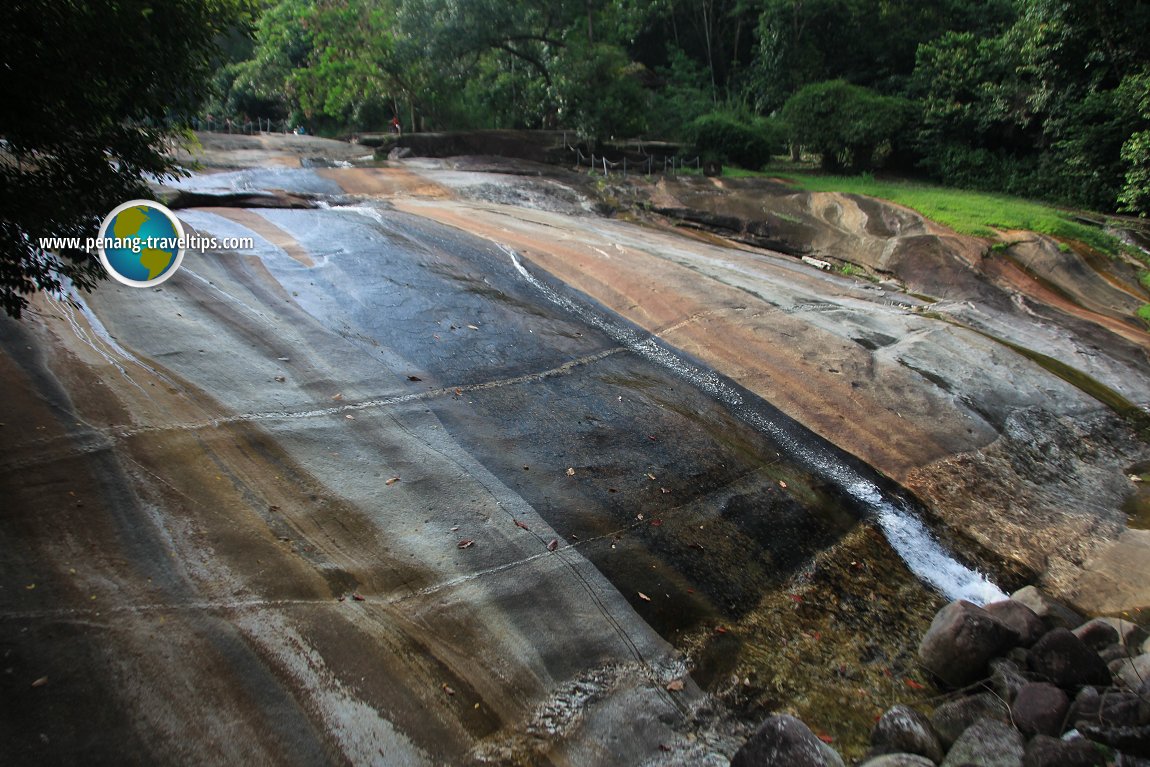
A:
[[780, 80, 915, 171], [688, 113, 778, 170]]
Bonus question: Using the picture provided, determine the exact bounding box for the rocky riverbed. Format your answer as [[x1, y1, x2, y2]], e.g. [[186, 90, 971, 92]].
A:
[[0, 131, 1146, 764]]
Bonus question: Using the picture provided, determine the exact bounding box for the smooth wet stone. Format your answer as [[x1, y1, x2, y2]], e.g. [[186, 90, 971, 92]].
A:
[[1096, 617, 1148, 651], [989, 657, 1031, 704], [1022, 734, 1105, 767], [985, 600, 1047, 647], [1112, 653, 1150, 691], [939, 718, 1024, 767], [930, 692, 1011, 748], [1071, 686, 1147, 728], [869, 704, 944, 763], [1011, 682, 1069, 737], [1010, 586, 1084, 631], [1027, 628, 1111, 688], [1073, 619, 1120, 652], [859, 755, 936, 767], [919, 600, 1020, 688], [731, 714, 845, 767]]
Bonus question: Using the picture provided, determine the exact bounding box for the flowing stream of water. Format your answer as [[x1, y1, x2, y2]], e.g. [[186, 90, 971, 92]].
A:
[[504, 244, 1006, 605]]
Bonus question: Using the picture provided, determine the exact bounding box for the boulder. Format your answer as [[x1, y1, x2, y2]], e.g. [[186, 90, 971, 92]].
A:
[[1100, 642, 1130, 664], [989, 657, 1031, 704], [1011, 682, 1069, 737], [919, 600, 1020, 688], [1022, 735, 1105, 767], [1073, 619, 1121, 652], [1076, 722, 1150, 758], [939, 718, 1024, 767], [1010, 586, 1084, 631], [859, 755, 936, 767], [1071, 687, 1147, 728], [869, 705, 944, 763], [930, 692, 1011, 748], [985, 600, 1047, 647], [731, 714, 845, 767], [1112, 653, 1150, 691], [1096, 617, 1148, 651], [1027, 628, 1111, 688]]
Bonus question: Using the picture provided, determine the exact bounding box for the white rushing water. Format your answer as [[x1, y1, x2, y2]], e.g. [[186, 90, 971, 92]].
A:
[[503, 244, 1006, 604]]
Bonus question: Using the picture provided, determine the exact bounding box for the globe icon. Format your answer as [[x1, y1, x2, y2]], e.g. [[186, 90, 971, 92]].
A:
[[97, 200, 185, 286]]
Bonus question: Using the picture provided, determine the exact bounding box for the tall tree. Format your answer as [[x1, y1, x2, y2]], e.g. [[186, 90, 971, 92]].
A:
[[0, 0, 253, 318]]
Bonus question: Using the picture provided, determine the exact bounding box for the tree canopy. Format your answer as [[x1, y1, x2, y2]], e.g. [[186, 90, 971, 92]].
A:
[[0, 0, 254, 318], [208, 0, 1148, 216], [3, 0, 1147, 317]]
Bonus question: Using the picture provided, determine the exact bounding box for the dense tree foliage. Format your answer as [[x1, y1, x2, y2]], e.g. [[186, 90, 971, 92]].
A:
[[208, 0, 1146, 215], [0, 0, 254, 317], [3, 0, 1144, 319], [780, 80, 914, 171]]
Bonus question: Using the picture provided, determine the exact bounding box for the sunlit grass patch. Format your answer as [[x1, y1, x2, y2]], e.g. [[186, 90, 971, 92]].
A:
[[738, 167, 1122, 255]]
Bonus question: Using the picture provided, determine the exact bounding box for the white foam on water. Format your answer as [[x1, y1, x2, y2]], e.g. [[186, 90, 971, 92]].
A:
[[505, 244, 1006, 604]]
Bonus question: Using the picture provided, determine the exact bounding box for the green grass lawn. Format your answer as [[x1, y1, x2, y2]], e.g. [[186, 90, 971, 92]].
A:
[[725, 166, 1120, 255]]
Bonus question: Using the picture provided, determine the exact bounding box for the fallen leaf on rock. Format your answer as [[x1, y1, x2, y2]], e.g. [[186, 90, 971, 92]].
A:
[[345, 414, 354, 420], [665, 679, 684, 692], [816, 732, 834, 744], [566, 467, 575, 476], [274, 375, 286, 383], [386, 477, 400, 486], [457, 539, 475, 549], [268, 505, 281, 513], [454, 388, 464, 397], [789, 594, 803, 603], [450, 526, 460, 532], [687, 542, 705, 551], [514, 519, 530, 531], [547, 539, 559, 551], [660, 487, 670, 494], [778, 480, 787, 489], [637, 592, 652, 602], [714, 626, 728, 634], [332, 393, 343, 401], [31, 676, 48, 688], [905, 678, 925, 690], [441, 683, 455, 696], [650, 519, 663, 527], [467, 324, 479, 331], [407, 375, 422, 382], [646, 473, 656, 481], [352, 593, 365, 602]]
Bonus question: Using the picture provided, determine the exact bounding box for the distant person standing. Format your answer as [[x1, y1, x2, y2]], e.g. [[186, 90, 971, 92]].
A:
[[390, 116, 402, 135]]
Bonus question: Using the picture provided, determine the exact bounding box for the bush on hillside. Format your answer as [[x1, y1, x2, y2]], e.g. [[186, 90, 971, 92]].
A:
[[780, 80, 915, 172], [688, 113, 782, 170]]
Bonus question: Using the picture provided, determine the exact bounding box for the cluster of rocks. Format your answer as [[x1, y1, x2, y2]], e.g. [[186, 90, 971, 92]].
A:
[[730, 586, 1150, 766]]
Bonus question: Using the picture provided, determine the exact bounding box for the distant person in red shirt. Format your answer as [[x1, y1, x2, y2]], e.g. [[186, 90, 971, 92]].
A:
[[390, 116, 402, 135]]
